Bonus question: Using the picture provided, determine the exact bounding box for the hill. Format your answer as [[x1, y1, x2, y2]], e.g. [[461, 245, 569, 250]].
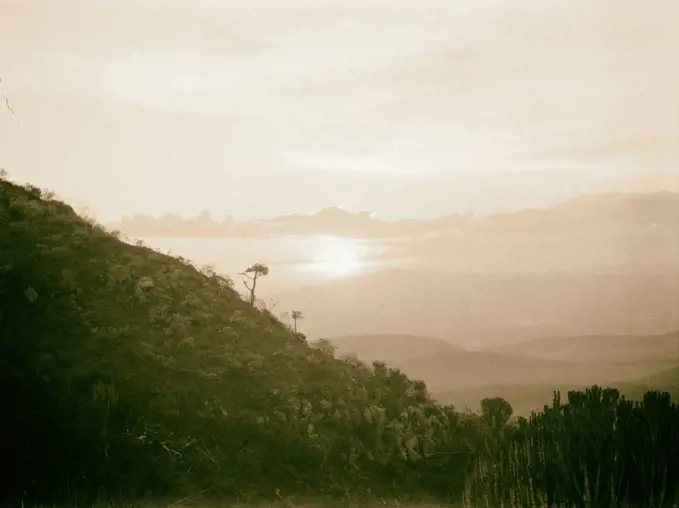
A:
[[618, 365, 679, 400], [0, 178, 475, 504], [274, 268, 679, 348], [487, 330, 679, 364], [323, 334, 671, 393], [371, 348, 673, 393], [430, 330, 677, 414]]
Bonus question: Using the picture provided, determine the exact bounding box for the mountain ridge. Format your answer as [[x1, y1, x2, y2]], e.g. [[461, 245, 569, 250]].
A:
[[487, 330, 679, 363], [106, 191, 679, 239], [324, 332, 676, 393]]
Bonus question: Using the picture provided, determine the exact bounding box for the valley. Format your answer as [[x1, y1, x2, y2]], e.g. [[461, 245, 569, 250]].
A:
[[328, 332, 679, 414]]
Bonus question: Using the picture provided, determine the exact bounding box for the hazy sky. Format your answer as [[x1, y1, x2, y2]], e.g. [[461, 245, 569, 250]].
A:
[[1, 0, 678, 221]]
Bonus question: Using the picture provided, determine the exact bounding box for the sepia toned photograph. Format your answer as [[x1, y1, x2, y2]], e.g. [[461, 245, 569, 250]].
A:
[[1, 1, 678, 507]]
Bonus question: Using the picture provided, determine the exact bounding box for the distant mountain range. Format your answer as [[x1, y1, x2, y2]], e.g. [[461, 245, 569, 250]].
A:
[[328, 332, 679, 415], [106, 205, 474, 239], [487, 330, 679, 364], [275, 269, 679, 346], [114, 191, 679, 346], [107, 191, 679, 242]]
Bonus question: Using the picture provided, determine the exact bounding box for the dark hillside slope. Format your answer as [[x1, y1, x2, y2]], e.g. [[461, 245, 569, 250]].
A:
[[0, 178, 470, 504]]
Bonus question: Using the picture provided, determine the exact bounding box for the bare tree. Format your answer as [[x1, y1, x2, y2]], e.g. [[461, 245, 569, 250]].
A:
[[240, 263, 269, 306], [291, 310, 304, 333]]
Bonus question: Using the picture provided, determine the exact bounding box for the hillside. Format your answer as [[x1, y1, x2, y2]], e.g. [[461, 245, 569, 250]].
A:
[[487, 330, 679, 364], [0, 178, 474, 504], [618, 366, 679, 400]]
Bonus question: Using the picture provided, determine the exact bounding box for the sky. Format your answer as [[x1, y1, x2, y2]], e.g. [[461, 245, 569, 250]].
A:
[[1, 0, 678, 221]]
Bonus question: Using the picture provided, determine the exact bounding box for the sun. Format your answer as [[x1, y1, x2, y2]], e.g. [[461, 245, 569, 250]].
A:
[[312, 237, 361, 277]]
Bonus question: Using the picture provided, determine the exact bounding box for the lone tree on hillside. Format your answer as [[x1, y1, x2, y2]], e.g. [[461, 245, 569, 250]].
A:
[[240, 262, 269, 306], [291, 309, 304, 333]]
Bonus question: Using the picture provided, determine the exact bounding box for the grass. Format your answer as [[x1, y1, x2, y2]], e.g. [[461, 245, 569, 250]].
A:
[[12, 497, 461, 508]]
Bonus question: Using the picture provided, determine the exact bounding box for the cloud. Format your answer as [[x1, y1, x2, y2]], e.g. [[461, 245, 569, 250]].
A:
[[1, 0, 677, 222]]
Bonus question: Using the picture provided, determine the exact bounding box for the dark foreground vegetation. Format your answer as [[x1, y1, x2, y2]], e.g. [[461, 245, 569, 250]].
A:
[[1, 175, 678, 507]]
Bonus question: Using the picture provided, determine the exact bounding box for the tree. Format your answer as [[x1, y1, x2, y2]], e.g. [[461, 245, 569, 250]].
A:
[[291, 310, 304, 333], [240, 263, 269, 306], [480, 397, 514, 429]]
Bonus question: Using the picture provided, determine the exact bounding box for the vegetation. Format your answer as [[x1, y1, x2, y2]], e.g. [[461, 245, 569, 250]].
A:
[[0, 177, 473, 505], [465, 387, 679, 508], [291, 310, 304, 333], [619, 366, 679, 401], [240, 263, 270, 306], [437, 372, 679, 418], [1, 175, 678, 507]]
